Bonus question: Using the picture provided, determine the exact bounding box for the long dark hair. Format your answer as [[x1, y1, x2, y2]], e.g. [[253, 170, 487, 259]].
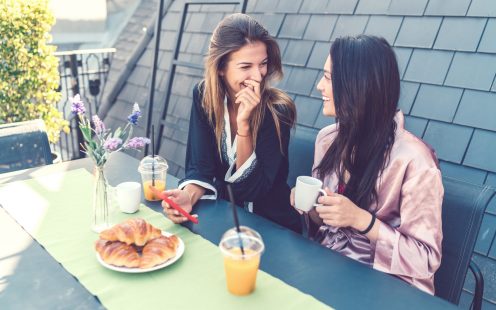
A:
[[315, 35, 400, 210], [202, 13, 295, 154]]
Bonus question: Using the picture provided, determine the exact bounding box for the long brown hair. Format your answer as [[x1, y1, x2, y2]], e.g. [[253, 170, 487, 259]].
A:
[[315, 35, 399, 210], [201, 13, 295, 154]]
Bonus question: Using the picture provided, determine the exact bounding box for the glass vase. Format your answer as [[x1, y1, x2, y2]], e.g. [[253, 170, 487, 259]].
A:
[[92, 166, 112, 232]]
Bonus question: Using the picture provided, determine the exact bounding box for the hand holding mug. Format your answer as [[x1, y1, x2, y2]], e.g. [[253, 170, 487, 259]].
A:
[[315, 188, 372, 230], [294, 176, 328, 213]]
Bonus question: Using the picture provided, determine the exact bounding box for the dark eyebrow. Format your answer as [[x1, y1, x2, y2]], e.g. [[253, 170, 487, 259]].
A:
[[324, 70, 331, 74]]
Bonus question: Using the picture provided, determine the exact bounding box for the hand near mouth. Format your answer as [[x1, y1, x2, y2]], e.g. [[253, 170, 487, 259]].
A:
[[235, 79, 261, 127]]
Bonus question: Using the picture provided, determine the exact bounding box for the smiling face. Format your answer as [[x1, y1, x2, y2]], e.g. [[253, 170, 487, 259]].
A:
[[220, 41, 268, 99], [316, 55, 336, 117]]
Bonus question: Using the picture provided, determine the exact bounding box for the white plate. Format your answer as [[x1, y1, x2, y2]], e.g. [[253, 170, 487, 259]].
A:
[[96, 231, 185, 273]]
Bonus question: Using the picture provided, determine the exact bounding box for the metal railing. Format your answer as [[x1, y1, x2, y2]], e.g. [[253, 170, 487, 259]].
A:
[[53, 48, 116, 161]]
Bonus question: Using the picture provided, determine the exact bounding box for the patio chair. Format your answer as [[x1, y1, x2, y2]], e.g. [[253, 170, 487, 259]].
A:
[[287, 125, 318, 188], [435, 177, 495, 310], [0, 119, 53, 173], [286, 125, 493, 309]]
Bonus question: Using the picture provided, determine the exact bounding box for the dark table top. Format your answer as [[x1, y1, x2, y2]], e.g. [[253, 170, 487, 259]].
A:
[[0, 153, 458, 309]]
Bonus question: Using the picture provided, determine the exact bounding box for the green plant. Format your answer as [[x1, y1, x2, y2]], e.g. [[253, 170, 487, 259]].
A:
[[0, 0, 68, 143]]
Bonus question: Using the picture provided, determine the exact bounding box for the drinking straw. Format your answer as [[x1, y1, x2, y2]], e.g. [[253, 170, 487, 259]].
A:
[[151, 125, 155, 187], [148, 185, 199, 224], [226, 184, 245, 256]]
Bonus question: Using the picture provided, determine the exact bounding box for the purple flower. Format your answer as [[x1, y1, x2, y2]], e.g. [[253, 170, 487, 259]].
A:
[[71, 94, 86, 115], [103, 137, 122, 152], [124, 137, 150, 149], [92, 115, 106, 135], [127, 103, 141, 125]]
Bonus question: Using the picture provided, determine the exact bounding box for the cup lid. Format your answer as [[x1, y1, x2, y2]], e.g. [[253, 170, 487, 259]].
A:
[[219, 226, 264, 258], [138, 155, 168, 173]]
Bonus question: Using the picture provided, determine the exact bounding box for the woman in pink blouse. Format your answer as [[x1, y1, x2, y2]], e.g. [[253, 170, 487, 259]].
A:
[[291, 35, 443, 294]]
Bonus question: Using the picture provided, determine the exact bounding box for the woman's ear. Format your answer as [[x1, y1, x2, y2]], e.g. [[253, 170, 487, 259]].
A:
[[219, 70, 225, 77]]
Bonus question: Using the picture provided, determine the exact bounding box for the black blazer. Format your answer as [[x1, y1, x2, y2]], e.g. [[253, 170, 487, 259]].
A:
[[179, 84, 301, 233]]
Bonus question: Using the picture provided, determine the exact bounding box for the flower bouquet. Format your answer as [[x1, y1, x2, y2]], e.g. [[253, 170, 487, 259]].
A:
[[71, 94, 150, 232]]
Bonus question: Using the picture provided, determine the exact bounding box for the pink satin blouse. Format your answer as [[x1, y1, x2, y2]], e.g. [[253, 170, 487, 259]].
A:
[[312, 111, 443, 295]]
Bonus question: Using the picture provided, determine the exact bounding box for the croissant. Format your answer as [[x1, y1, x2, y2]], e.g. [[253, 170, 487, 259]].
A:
[[139, 235, 180, 269], [95, 239, 140, 268], [99, 218, 162, 246]]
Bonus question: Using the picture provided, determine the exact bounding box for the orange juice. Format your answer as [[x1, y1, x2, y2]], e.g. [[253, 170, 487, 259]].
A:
[[223, 248, 260, 295], [143, 179, 166, 201]]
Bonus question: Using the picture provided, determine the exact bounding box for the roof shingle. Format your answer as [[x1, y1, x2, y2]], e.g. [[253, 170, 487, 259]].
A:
[[387, 0, 428, 16], [279, 14, 311, 39], [478, 19, 496, 53], [283, 40, 314, 66], [295, 95, 322, 126], [326, 0, 358, 14], [251, 13, 285, 36], [434, 17, 486, 52], [425, 0, 472, 16], [285, 67, 319, 95], [276, 0, 303, 13], [395, 17, 442, 48], [404, 115, 427, 137], [468, 0, 496, 17], [364, 16, 403, 45], [440, 161, 487, 185], [445, 52, 496, 91], [404, 49, 453, 85], [355, 0, 391, 15], [454, 90, 496, 131], [307, 42, 331, 69], [464, 129, 496, 172], [299, 0, 328, 14], [303, 15, 338, 41], [398, 81, 419, 113], [422, 120, 472, 163], [410, 84, 463, 122], [393, 47, 413, 78], [330, 15, 369, 40]]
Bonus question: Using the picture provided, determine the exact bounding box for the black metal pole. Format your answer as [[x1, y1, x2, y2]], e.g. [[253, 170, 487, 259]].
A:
[[156, 2, 190, 151], [145, 0, 166, 156], [241, 0, 248, 13], [69, 54, 85, 159]]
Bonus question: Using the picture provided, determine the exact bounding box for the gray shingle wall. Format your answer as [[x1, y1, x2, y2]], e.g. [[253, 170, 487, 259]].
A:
[[105, 0, 496, 306], [395, 17, 442, 48], [479, 19, 496, 53], [468, 0, 496, 17]]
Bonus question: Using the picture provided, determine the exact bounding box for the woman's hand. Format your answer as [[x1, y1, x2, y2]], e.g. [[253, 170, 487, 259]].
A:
[[161, 189, 197, 224], [235, 79, 261, 128], [315, 188, 373, 231]]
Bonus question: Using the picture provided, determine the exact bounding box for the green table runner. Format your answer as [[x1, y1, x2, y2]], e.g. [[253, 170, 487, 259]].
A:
[[0, 169, 331, 309]]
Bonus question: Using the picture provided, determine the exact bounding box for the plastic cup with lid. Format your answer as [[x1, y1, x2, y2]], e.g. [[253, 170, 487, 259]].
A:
[[138, 155, 168, 201]]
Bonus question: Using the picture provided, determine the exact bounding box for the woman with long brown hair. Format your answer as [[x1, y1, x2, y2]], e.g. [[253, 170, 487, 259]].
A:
[[292, 35, 443, 294], [162, 13, 301, 232]]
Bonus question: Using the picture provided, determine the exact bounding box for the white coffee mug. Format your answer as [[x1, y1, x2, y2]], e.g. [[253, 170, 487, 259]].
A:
[[116, 182, 141, 213], [295, 176, 327, 212]]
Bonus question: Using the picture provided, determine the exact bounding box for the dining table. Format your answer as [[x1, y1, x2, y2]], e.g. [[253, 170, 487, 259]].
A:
[[0, 152, 459, 309]]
